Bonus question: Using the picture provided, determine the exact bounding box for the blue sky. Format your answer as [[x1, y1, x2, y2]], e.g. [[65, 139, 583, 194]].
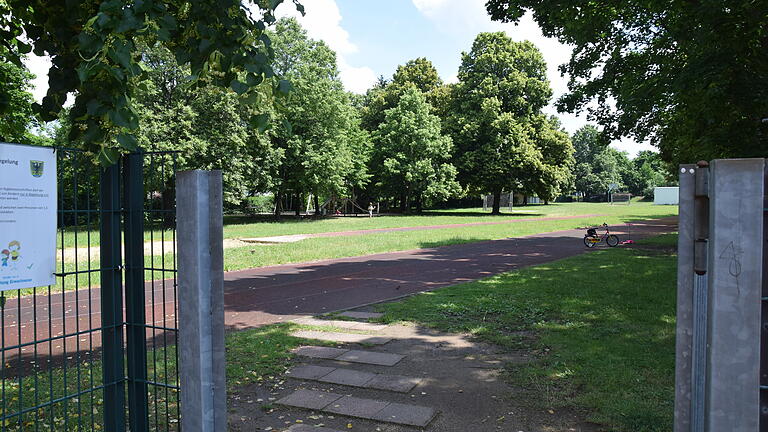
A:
[[276, 0, 654, 156], [23, 0, 654, 155]]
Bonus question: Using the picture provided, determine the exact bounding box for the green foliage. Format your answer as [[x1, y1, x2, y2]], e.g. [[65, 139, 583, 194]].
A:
[[360, 57, 446, 132], [372, 87, 460, 212], [571, 125, 671, 199], [378, 240, 678, 431], [0, 56, 38, 143], [269, 18, 370, 214], [0, 0, 302, 164], [450, 32, 572, 210], [245, 194, 275, 214], [485, 0, 768, 164]]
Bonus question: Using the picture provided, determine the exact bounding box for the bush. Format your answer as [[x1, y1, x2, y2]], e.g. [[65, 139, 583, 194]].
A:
[[245, 194, 274, 214]]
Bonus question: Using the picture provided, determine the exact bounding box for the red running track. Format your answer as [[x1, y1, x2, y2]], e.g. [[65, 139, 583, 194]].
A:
[[0, 217, 677, 367]]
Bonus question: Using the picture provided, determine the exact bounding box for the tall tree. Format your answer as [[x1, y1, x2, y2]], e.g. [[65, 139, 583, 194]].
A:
[[372, 87, 460, 213], [528, 115, 575, 203], [1, 0, 301, 163], [0, 56, 37, 143], [486, 0, 768, 164], [572, 125, 616, 199], [451, 32, 568, 213], [269, 18, 370, 216]]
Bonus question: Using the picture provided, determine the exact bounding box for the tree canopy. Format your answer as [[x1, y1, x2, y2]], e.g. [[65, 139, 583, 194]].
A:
[[486, 0, 768, 164], [372, 87, 459, 212], [1, 0, 302, 163], [0, 54, 37, 143], [269, 18, 370, 215], [571, 125, 670, 200], [450, 32, 572, 212]]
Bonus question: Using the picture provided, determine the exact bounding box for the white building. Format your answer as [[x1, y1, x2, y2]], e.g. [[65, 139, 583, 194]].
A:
[[654, 187, 679, 205]]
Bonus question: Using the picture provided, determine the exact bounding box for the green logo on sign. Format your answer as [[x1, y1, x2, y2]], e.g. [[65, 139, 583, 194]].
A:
[[30, 160, 44, 177]]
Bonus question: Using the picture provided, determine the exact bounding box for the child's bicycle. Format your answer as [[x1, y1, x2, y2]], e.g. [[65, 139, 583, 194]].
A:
[[583, 223, 619, 248]]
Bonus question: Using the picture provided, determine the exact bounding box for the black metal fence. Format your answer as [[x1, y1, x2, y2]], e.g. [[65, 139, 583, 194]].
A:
[[0, 146, 180, 431]]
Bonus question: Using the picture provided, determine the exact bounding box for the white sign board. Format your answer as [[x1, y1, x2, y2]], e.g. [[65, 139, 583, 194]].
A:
[[0, 143, 57, 291]]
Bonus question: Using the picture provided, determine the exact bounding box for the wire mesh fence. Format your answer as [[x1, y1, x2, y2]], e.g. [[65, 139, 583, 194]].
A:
[[0, 147, 180, 432]]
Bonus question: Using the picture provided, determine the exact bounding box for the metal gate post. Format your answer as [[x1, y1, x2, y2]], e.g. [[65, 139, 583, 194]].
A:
[[705, 159, 764, 431], [674, 164, 696, 432], [177, 170, 226, 432], [99, 162, 126, 432], [124, 153, 149, 432]]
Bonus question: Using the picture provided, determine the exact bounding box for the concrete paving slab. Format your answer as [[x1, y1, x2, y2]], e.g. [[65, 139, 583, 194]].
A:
[[335, 350, 404, 366], [319, 368, 376, 387], [276, 389, 342, 410], [365, 374, 422, 393], [325, 396, 390, 418], [339, 311, 384, 320], [286, 365, 336, 380], [372, 402, 437, 427], [286, 425, 345, 432], [292, 330, 392, 345], [292, 317, 387, 331], [292, 346, 348, 359]]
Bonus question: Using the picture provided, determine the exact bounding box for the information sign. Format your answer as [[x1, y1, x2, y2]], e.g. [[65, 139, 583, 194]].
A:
[[0, 143, 57, 291]]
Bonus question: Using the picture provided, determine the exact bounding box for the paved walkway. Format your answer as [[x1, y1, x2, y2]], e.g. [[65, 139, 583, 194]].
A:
[[1, 217, 677, 367], [228, 311, 600, 431]]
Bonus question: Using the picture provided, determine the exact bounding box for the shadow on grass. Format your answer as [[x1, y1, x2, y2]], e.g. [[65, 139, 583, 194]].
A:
[[376, 238, 678, 432]]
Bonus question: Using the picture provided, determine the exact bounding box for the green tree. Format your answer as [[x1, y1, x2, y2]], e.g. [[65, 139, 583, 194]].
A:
[[571, 125, 624, 199], [130, 44, 277, 208], [0, 56, 38, 143], [372, 87, 459, 213], [1, 0, 301, 163], [451, 32, 566, 213], [269, 18, 370, 216], [360, 57, 444, 132], [486, 0, 768, 164], [528, 115, 575, 203]]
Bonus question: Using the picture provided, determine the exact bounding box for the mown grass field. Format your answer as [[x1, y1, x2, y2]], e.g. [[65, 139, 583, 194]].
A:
[[56, 201, 676, 248], [3, 202, 676, 299], [377, 233, 678, 432]]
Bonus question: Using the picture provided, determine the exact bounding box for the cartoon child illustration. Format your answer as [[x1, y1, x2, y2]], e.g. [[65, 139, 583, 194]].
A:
[[8, 241, 20, 264], [0, 249, 8, 267]]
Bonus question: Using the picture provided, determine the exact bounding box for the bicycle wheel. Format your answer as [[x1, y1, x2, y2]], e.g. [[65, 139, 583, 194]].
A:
[[606, 235, 619, 247], [584, 235, 597, 248]]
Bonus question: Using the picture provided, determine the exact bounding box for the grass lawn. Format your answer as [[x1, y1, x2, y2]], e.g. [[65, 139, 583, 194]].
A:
[[220, 204, 675, 270], [57, 201, 676, 248], [377, 233, 678, 432], [3, 202, 675, 299], [0, 322, 336, 431], [2, 234, 678, 431]]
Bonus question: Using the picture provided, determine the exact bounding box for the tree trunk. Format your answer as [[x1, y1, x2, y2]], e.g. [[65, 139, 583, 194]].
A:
[[295, 192, 301, 217], [491, 189, 501, 214], [274, 189, 282, 218], [314, 194, 320, 216], [399, 191, 407, 214], [415, 193, 423, 213]]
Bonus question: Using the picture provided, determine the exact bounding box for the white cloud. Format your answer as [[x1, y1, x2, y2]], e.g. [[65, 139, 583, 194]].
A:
[[276, 0, 377, 93]]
